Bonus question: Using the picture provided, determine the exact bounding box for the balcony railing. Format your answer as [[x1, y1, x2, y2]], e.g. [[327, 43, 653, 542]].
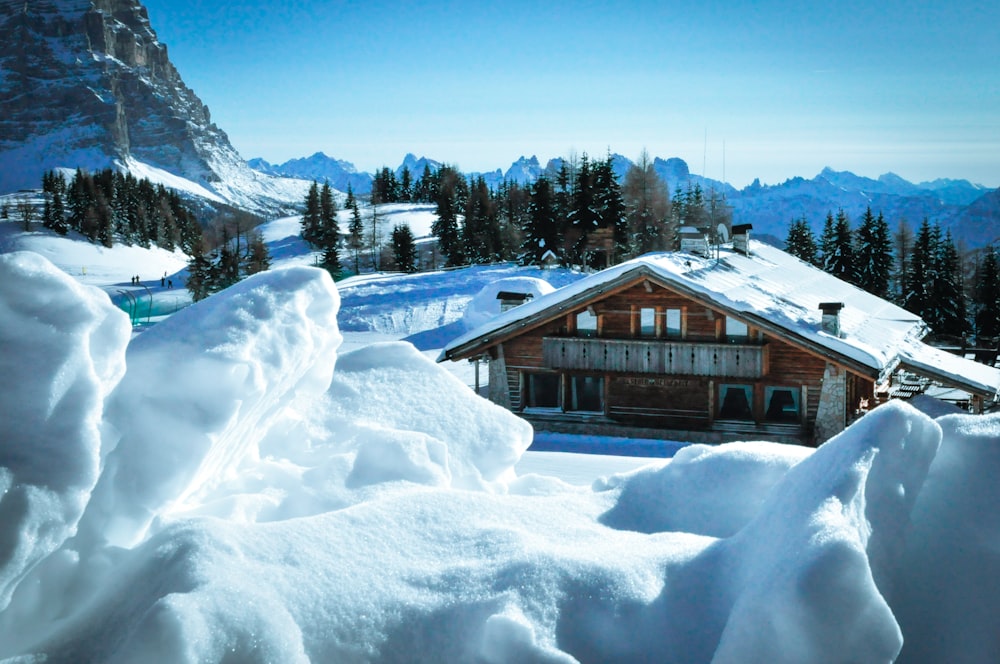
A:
[[542, 337, 767, 378]]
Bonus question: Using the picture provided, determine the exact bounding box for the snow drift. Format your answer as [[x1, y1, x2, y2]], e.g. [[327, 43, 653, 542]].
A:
[[0, 251, 998, 662]]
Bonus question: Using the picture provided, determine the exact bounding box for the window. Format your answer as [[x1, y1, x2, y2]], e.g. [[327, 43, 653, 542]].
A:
[[640, 308, 656, 337], [576, 309, 598, 337], [718, 384, 753, 420], [525, 373, 560, 409], [568, 375, 604, 412], [765, 387, 800, 422], [725, 317, 749, 343], [665, 308, 682, 338]]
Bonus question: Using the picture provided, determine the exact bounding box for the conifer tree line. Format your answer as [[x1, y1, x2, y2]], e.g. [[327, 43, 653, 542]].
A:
[[40, 169, 202, 253], [36, 169, 271, 303], [346, 152, 731, 273], [785, 209, 1000, 345], [300, 180, 342, 279]]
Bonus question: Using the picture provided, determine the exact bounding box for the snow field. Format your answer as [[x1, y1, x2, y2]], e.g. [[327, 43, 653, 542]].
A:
[[0, 251, 998, 662]]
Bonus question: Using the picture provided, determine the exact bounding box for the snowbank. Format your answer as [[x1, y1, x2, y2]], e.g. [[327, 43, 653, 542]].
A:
[[0, 252, 130, 609], [1, 251, 999, 662], [462, 276, 555, 330], [80, 265, 343, 547]]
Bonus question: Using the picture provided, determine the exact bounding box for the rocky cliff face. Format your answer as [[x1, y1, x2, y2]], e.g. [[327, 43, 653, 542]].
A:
[[0, 0, 296, 210]]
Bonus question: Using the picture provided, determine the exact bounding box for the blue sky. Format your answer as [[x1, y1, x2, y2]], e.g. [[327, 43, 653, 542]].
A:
[[141, 0, 999, 188]]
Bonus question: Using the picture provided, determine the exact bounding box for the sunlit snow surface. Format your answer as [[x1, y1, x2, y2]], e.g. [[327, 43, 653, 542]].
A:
[[2, 252, 999, 663]]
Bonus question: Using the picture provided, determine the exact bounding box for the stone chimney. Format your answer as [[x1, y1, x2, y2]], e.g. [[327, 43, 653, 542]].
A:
[[819, 302, 845, 337]]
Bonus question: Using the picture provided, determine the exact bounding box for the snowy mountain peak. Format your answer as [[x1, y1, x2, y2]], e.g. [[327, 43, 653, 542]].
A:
[[0, 0, 305, 214], [503, 155, 544, 185], [398, 153, 443, 178]]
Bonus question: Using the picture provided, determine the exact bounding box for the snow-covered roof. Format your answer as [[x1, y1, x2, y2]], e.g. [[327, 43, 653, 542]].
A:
[[897, 342, 1000, 398], [441, 241, 1000, 399]]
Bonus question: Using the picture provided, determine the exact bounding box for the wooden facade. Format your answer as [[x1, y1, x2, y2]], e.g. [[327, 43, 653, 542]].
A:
[[465, 278, 879, 446], [443, 249, 1000, 447]]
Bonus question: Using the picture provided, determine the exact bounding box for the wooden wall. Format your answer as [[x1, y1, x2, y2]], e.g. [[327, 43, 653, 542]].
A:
[[491, 278, 863, 445]]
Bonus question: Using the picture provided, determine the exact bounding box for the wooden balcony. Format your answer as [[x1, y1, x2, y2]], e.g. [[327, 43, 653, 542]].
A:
[[542, 337, 768, 378]]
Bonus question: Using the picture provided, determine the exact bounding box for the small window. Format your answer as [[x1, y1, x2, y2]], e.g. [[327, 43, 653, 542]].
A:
[[719, 384, 753, 420], [725, 317, 749, 343], [526, 373, 560, 409], [765, 387, 800, 422], [576, 309, 598, 337], [568, 375, 604, 412], [665, 308, 682, 338], [640, 308, 656, 337]]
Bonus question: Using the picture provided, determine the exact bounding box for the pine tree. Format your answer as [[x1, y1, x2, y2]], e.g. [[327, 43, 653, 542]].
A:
[[520, 176, 560, 265], [973, 245, 1000, 342], [784, 216, 819, 265], [593, 154, 628, 264], [373, 167, 399, 204], [369, 201, 382, 270], [933, 230, 968, 337], [553, 161, 574, 259], [853, 207, 892, 298], [301, 181, 322, 246], [432, 166, 464, 267], [391, 224, 418, 273], [313, 181, 342, 278], [462, 176, 501, 263], [904, 218, 937, 323], [414, 163, 434, 202], [820, 209, 854, 283], [565, 154, 600, 266], [891, 219, 914, 305], [399, 166, 413, 202], [347, 188, 365, 275], [317, 181, 341, 278]]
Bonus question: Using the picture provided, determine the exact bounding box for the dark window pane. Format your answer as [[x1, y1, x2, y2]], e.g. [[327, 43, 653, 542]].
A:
[[765, 387, 799, 422], [569, 375, 604, 412], [527, 373, 560, 409], [719, 384, 753, 420]]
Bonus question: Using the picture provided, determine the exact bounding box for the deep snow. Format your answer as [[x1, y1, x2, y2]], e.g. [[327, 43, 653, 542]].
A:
[[2, 249, 999, 662]]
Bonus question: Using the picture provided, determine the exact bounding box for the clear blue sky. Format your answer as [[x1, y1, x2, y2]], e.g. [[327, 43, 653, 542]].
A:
[[141, 0, 999, 188]]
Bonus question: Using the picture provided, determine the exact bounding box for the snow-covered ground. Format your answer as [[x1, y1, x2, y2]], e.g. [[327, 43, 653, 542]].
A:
[[2, 213, 1000, 661]]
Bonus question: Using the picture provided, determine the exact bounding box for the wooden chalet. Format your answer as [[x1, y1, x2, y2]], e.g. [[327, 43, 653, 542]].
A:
[[440, 239, 1000, 446]]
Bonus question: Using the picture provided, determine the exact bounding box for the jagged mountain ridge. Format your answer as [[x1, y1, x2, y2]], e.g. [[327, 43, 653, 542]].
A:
[[0, 0, 306, 213], [251, 151, 997, 247]]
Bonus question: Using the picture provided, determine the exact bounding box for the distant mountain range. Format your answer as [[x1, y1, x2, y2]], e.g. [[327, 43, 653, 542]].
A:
[[249, 152, 999, 249]]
